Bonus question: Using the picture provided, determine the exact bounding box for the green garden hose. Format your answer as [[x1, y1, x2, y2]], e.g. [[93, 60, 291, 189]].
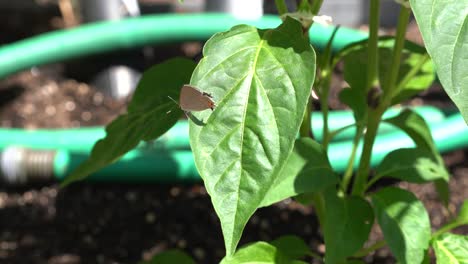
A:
[[0, 13, 466, 185], [49, 113, 467, 183], [0, 106, 445, 153], [0, 13, 366, 79]]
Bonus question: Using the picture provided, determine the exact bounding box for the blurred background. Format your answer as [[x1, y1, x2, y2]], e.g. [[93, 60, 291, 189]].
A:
[[0, 1, 465, 264]]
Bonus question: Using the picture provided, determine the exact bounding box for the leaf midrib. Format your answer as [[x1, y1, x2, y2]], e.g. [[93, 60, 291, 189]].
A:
[[219, 39, 266, 255]]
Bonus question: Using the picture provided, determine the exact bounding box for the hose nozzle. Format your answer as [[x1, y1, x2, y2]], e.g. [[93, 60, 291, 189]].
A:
[[1, 146, 56, 185]]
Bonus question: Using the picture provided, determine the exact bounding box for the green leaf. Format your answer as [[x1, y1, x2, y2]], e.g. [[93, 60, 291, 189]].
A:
[[139, 249, 196, 264], [259, 138, 338, 208], [383, 109, 450, 205], [384, 109, 435, 151], [371, 187, 431, 264], [270, 235, 311, 260], [346, 261, 366, 264], [324, 191, 374, 263], [433, 233, 468, 264], [62, 58, 194, 186], [409, 0, 468, 124], [339, 86, 367, 123], [375, 147, 449, 183], [189, 17, 316, 255], [220, 241, 304, 264], [435, 179, 450, 208], [456, 200, 468, 224]]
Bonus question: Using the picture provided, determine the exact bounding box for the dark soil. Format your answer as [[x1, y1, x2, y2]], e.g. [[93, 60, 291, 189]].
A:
[[0, 18, 466, 264]]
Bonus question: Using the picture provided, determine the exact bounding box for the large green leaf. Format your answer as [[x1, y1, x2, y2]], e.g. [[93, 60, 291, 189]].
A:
[[62, 58, 194, 185], [371, 187, 431, 264], [375, 147, 449, 183], [189, 18, 316, 255], [383, 109, 450, 204], [139, 249, 196, 264], [409, 0, 468, 123], [259, 138, 338, 208], [433, 233, 468, 264], [324, 191, 374, 263], [220, 240, 308, 264]]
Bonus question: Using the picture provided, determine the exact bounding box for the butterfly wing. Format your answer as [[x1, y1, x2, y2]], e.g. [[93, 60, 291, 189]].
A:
[[179, 85, 215, 111]]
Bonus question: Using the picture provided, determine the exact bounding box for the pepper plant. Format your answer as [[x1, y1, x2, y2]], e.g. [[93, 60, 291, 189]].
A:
[[64, 0, 468, 263]]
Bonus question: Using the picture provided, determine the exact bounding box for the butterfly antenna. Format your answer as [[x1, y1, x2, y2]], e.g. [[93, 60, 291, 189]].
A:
[[167, 95, 179, 106]]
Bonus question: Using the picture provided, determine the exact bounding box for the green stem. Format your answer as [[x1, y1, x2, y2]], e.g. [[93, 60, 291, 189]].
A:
[[350, 1, 381, 196], [319, 26, 339, 149], [395, 54, 430, 93], [366, 0, 381, 91], [300, 99, 313, 138], [351, 2, 411, 196], [311, 0, 324, 15], [327, 123, 357, 141], [383, 6, 412, 98], [432, 220, 467, 239], [274, 0, 288, 15], [341, 124, 364, 193], [353, 240, 386, 257], [364, 172, 383, 191], [320, 73, 331, 149], [352, 109, 383, 196], [300, 30, 313, 138]]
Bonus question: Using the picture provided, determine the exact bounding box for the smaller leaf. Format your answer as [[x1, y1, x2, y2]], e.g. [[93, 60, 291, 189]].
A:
[[434, 179, 450, 207], [324, 190, 374, 264], [139, 249, 195, 264], [384, 109, 451, 205], [432, 233, 468, 264], [339, 87, 367, 123], [383, 109, 435, 151], [456, 200, 468, 224], [271, 235, 311, 260], [375, 147, 449, 183], [372, 187, 431, 264], [221, 241, 297, 264], [62, 58, 195, 186], [260, 138, 338, 208]]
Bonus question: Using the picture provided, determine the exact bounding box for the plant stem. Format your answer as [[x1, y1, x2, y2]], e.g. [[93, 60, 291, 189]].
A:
[[351, 3, 411, 196], [395, 54, 430, 92], [350, 0, 381, 196], [311, 0, 324, 15], [300, 29, 313, 139], [320, 73, 331, 149], [340, 124, 364, 192], [300, 99, 313, 138], [318, 26, 339, 150], [352, 109, 383, 195], [431, 220, 466, 239], [353, 240, 386, 257], [383, 6, 412, 98], [364, 172, 383, 191], [366, 0, 381, 92], [274, 0, 288, 15]]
